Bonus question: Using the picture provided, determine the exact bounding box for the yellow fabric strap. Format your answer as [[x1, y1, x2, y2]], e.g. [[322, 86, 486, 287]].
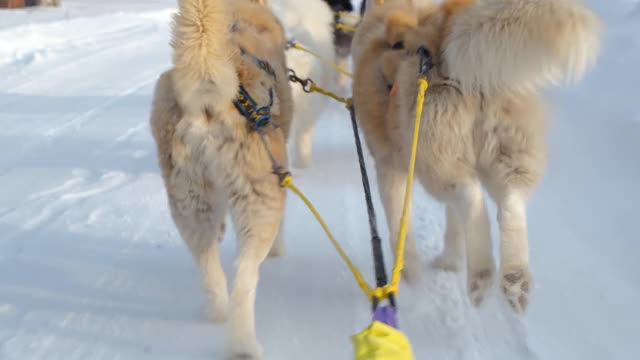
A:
[[309, 83, 352, 108], [290, 42, 353, 78], [388, 78, 429, 294], [279, 175, 373, 298], [352, 321, 415, 360], [336, 23, 357, 32]]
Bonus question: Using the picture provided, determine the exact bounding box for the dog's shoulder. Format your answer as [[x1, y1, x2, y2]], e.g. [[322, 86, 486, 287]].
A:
[[228, 1, 293, 137], [230, 1, 287, 78], [231, 1, 286, 47]]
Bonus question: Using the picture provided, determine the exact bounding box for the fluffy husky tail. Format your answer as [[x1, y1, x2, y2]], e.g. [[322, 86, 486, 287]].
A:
[[170, 0, 239, 111], [443, 0, 602, 94]]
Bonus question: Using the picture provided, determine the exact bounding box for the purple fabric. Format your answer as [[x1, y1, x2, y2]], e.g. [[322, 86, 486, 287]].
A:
[[373, 305, 398, 329]]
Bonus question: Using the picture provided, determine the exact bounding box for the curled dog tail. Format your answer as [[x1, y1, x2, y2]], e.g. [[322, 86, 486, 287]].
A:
[[443, 0, 602, 95], [170, 0, 239, 111]]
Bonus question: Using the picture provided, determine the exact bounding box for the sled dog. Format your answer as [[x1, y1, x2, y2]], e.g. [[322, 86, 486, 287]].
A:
[[322, 0, 362, 86], [270, 0, 336, 169], [351, 0, 601, 313], [149, 0, 293, 358]]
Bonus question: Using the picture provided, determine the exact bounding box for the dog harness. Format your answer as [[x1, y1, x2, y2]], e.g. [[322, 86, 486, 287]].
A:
[[231, 45, 278, 130]]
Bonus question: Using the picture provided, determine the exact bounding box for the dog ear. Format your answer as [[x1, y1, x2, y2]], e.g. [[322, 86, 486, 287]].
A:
[[385, 10, 417, 47]]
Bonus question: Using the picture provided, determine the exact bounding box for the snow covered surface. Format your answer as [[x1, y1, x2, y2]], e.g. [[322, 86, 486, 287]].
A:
[[0, 1, 638, 359]]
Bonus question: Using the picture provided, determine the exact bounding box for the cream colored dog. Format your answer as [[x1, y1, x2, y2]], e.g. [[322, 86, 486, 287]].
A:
[[352, 0, 601, 313], [270, 0, 336, 169], [149, 0, 292, 358]]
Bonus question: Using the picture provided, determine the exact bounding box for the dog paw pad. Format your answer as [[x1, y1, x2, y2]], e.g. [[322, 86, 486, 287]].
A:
[[501, 269, 532, 314], [468, 269, 494, 306]]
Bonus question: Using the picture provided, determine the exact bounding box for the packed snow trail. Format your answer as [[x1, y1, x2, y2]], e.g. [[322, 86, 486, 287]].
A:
[[0, 1, 638, 359]]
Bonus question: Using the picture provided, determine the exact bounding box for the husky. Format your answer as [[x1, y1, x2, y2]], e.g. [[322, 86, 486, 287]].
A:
[[269, 0, 335, 169], [322, 0, 362, 86], [149, 0, 293, 358], [351, 0, 601, 313]]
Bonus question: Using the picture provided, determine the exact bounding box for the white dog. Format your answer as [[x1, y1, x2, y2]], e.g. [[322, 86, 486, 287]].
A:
[[270, 0, 336, 169]]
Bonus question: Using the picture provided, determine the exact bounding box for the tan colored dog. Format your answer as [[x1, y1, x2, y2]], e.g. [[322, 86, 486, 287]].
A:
[[352, 0, 601, 313], [149, 0, 292, 358]]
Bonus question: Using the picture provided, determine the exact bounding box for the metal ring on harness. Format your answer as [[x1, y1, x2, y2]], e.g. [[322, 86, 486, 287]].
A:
[[288, 68, 314, 93], [285, 40, 295, 50]]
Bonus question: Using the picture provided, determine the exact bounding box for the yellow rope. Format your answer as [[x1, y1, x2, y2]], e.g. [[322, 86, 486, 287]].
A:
[[279, 175, 374, 299], [290, 42, 353, 78], [388, 77, 429, 295], [286, 75, 429, 301], [282, 64, 430, 304], [309, 83, 352, 108], [335, 11, 359, 32], [336, 23, 356, 32], [294, 77, 430, 301]]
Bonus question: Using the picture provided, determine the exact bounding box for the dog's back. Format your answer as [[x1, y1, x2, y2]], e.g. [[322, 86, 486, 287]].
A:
[[151, 0, 293, 183]]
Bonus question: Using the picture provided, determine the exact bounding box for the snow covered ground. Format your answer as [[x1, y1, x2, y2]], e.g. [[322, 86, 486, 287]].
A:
[[0, 1, 638, 359]]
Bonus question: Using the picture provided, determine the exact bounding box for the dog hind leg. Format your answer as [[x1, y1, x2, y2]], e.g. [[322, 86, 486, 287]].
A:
[[496, 190, 532, 314], [268, 211, 286, 258], [376, 163, 422, 284], [224, 178, 285, 360], [479, 95, 546, 314], [432, 205, 465, 272], [169, 177, 229, 323], [291, 112, 318, 169], [446, 180, 495, 307]]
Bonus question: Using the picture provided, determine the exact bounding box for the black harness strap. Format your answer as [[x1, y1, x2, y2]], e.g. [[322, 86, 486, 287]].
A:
[[347, 47, 435, 309], [232, 48, 277, 131], [348, 104, 395, 310], [233, 86, 274, 130], [240, 47, 277, 80], [231, 47, 290, 181]]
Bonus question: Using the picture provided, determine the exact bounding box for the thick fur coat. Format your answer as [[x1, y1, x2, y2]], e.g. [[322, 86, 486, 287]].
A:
[[352, 0, 601, 313], [149, 0, 292, 358]]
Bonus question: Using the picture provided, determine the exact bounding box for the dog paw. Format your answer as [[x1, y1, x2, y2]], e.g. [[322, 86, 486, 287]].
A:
[[468, 268, 494, 306], [431, 252, 463, 272], [501, 268, 532, 314], [225, 338, 263, 360]]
